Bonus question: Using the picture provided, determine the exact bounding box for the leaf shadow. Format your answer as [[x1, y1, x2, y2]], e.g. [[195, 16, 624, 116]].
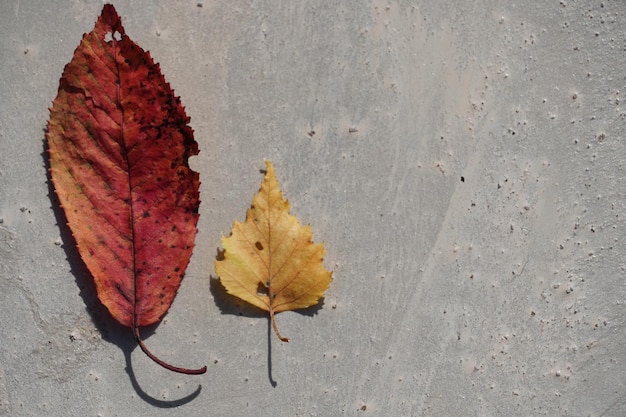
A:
[[210, 248, 327, 388], [209, 276, 267, 318], [210, 274, 278, 386], [124, 348, 202, 407], [43, 130, 200, 404]]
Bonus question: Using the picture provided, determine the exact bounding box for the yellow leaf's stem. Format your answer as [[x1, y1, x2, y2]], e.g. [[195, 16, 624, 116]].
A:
[[269, 303, 289, 342], [133, 326, 207, 375]]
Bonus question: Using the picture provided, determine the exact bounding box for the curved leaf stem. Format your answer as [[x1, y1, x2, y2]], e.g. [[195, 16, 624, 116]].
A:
[[269, 304, 289, 342], [133, 327, 207, 375]]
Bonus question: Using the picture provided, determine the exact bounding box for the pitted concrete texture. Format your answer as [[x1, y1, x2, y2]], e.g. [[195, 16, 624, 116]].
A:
[[1, 1, 624, 416]]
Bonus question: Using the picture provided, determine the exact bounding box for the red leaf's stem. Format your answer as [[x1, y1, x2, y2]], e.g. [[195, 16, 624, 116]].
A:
[[133, 327, 207, 375], [110, 34, 204, 377], [100, 16, 204, 376]]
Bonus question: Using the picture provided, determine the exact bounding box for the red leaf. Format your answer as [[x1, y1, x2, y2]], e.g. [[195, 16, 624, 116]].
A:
[[47, 5, 205, 374]]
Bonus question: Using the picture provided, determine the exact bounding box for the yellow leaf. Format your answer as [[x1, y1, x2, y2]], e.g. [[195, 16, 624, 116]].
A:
[[215, 161, 332, 342]]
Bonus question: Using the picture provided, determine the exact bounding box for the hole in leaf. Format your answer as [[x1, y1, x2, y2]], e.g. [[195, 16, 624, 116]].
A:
[[103, 31, 122, 43], [257, 283, 269, 296]]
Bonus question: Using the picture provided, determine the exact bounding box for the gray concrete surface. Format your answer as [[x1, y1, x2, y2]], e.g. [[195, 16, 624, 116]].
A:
[[1, 1, 625, 416]]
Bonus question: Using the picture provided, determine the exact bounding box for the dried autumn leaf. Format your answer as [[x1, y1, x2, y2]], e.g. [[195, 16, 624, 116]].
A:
[[47, 5, 205, 374], [215, 161, 332, 342]]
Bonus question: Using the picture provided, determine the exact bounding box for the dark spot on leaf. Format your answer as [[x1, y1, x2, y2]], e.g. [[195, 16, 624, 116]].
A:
[[116, 283, 131, 302], [255, 241, 264, 250], [174, 267, 180, 272], [49, 5, 204, 370], [257, 283, 269, 296]]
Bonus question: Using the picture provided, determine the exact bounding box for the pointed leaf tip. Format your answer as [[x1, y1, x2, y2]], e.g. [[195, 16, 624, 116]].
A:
[[100, 4, 124, 34]]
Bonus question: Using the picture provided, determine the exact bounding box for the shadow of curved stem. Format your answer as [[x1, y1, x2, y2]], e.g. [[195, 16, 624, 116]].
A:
[[124, 348, 202, 407], [267, 317, 277, 387]]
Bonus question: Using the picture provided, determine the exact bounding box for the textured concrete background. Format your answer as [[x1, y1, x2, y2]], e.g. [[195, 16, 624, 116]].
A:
[[1, 1, 625, 416]]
